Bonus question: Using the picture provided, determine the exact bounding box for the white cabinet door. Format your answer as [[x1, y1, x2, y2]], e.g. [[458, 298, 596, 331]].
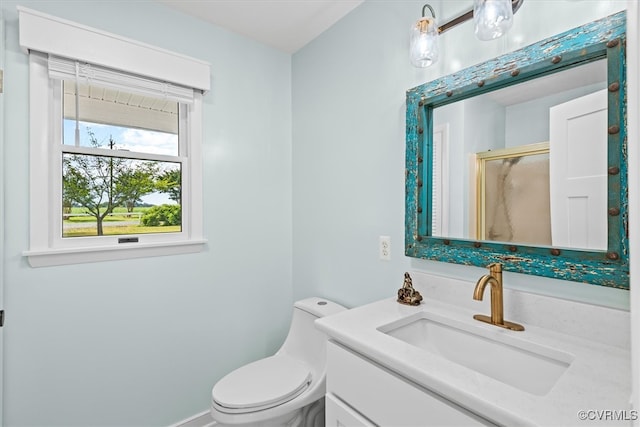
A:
[[327, 341, 496, 426], [325, 393, 376, 427]]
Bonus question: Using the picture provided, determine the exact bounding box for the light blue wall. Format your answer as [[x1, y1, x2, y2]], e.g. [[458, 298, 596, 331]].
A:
[[292, 0, 630, 309], [505, 82, 606, 147], [1, 1, 293, 425]]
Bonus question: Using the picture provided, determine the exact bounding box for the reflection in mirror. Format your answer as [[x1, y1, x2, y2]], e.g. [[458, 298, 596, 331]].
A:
[[476, 143, 550, 246], [405, 11, 629, 287], [431, 60, 608, 252]]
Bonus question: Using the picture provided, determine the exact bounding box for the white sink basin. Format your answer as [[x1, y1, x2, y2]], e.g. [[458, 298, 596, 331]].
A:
[[378, 312, 574, 396]]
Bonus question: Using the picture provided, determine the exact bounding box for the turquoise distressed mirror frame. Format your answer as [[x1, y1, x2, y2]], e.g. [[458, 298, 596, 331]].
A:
[[405, 11, 629, 289]]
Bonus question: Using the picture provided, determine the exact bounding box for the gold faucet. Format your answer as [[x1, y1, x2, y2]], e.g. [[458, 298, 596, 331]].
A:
[[473, 263, 524, 331]]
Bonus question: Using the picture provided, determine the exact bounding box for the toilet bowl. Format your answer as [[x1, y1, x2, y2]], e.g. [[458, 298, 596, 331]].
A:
[[210, 297, 347, 427]]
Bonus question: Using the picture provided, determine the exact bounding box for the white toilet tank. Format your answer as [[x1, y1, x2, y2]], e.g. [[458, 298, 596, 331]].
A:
[[277, 297, 347, 372]]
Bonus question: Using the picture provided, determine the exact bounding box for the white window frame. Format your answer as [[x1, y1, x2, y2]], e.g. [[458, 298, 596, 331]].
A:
[[19, 7, 210, 267]]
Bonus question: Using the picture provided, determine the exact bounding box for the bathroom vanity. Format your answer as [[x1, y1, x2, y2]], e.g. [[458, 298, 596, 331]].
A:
[[324, 341, 496, 426], [316, 272, 631, 426]]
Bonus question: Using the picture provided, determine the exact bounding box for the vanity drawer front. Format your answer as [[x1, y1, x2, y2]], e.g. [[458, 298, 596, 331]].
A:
[[327, 340, 495, 427], [325, 393, 376, 427]]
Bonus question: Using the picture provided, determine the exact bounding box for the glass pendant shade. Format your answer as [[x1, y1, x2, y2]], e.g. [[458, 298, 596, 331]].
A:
[[474, 0, 514, 41], [410, 16, 439, 68]]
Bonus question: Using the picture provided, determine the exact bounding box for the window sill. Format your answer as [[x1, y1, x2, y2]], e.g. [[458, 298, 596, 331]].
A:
[[23, 239, 207, 267]]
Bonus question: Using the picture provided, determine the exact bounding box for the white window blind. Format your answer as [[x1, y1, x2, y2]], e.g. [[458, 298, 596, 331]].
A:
[[48, 55, 195, 104]]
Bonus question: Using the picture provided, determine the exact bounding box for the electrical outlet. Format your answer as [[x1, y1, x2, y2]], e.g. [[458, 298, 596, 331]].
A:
[[379, 236, 391, 261]]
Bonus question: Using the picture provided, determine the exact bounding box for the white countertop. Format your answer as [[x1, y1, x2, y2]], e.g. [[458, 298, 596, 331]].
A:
[[316, 293, 631, 426]]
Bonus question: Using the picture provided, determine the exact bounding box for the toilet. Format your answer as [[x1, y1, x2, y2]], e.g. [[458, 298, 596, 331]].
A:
[[210, 297, 347, 427]]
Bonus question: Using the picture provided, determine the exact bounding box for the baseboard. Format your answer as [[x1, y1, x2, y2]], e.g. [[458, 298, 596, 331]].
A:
[[169, 410, 217, 427]]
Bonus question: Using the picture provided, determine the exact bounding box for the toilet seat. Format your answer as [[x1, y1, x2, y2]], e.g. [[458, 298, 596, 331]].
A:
[[211, 355, 312, 414]]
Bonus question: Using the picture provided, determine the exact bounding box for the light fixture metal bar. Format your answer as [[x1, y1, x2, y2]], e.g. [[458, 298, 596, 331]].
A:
[[438, 9, 473, 34], [437, 0, 524, 34]]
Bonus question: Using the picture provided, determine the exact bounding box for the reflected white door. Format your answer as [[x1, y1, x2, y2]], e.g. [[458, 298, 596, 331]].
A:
[[549, 89, 607, 250]]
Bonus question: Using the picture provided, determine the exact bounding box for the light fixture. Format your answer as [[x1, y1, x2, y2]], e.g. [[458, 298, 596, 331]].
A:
[[474, 0, 514, 41], [410, 0, 524, 68], [409, 4, 439, 68]]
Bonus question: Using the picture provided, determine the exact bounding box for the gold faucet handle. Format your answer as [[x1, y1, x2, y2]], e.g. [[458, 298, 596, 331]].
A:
[[488, 263, 502, 273]]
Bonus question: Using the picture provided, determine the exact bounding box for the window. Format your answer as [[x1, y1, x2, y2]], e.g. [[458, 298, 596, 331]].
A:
[[60, 79, 183, 238], [19, 7, 210, 266]]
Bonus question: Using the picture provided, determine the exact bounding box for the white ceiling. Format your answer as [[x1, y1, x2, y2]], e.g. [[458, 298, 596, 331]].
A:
[[157, 0, 365, 54]]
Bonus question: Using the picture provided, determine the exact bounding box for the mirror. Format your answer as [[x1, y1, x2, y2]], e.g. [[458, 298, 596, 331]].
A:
[[405, 11, 629, 288], [432, 59, 607, 250]]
